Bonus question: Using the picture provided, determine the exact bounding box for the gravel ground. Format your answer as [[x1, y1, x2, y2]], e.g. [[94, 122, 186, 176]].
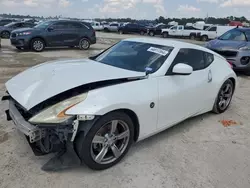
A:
[[0, 33, 250, 188]]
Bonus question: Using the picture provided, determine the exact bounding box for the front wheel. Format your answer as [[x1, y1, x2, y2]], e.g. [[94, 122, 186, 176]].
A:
[[149, 31, 155, 36], [76, 112, 134, 170], [30, 38, 45, 52], [162, 32, 168, 38], [201, 35, 208, 41], [213, 79, 234, 114]]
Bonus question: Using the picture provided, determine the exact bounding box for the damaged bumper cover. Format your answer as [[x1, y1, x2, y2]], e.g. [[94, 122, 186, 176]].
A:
[[4, 97, 82, 171], [7, 99, 45, 143]]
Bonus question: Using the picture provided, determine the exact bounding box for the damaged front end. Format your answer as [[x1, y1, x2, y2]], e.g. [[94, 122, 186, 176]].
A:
[[3, 97, 82, 171]]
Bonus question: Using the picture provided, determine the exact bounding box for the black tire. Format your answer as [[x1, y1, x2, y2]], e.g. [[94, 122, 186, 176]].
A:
[[104, 28, 109, 32], [118, 30, 123, 35], [162, 32, 168, 38], [30, 38, 45, 52], [213, 79, 234, 114], [1, 31, 10, 39], [140, 31, 145, 35], [149, 31, 155, 36], [16, 47, 22, 50], [201, 35, 208, 41], [75, 111, 134, 170], [79, 38, 90, 50], [190, 35, 195, 40]]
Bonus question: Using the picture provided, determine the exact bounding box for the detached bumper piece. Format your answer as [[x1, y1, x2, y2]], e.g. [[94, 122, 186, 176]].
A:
[[5, 99, 81, 171]]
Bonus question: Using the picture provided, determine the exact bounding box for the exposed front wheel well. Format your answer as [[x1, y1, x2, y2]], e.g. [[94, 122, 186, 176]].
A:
[[229, 77, 236, 92]]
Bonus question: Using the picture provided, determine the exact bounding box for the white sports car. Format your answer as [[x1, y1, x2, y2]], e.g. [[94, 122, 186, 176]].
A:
[[3, 38, 237, 171]]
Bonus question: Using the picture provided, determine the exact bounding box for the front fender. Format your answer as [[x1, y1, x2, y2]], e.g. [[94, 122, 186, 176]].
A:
[[65, 78, 159, 139]]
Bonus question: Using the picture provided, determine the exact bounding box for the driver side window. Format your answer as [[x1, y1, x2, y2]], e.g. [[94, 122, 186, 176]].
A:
[[167, 48, 206, 74]]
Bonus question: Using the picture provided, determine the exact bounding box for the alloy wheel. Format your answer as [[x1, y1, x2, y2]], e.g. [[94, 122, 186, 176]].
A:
[[90, 120, 130, 164], [33, 40, 44, 51], [218, 83, 233, 111]]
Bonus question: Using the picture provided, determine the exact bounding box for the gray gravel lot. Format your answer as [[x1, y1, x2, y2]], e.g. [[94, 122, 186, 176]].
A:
[[0, 32, 250, 188]]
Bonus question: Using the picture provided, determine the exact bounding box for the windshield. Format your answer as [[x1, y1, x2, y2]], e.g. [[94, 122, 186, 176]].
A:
[[34, 21, 51, 29], [219, 29, 246, 41], [94, 41, 173, 73]]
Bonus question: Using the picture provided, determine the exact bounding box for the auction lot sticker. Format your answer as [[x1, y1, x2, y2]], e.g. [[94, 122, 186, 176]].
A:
[[147, 47, 169, 56]]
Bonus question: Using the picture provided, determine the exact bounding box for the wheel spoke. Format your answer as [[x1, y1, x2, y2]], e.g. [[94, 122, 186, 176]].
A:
[[116, 130, 129, 140], [111, 144, 121, 158], [110, 120, 118, 134], [95, 145, 109, 163], [219, 100, 225, 108], [224, 93, 231, 98], [92, 135, 105, 144], [224, 84, 230, 92]]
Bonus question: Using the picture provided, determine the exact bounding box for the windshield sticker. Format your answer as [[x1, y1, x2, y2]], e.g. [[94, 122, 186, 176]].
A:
[[147, 47, 169, 56]]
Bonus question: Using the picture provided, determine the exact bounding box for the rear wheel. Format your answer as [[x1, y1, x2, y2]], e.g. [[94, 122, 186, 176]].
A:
[[30, 38, 45, 52], [149, 31, 155, 36], [213, 79, 234, 114], [79, 38, 90, 50], [1, 31, 10, 39], [118, 30, 123, 35], [190, 35, 195, 40], [162, 32, 168, 38], [201, 35, 208, 41], [140, 31, 145, 35], [75, 112, 134, 170]]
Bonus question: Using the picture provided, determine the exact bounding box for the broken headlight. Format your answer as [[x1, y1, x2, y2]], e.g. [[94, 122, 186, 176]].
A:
[[28, 93, 88, 124]]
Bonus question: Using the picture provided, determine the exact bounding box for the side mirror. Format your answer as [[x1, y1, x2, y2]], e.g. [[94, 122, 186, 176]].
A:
[[172, 63, 193, 75], [47, 27, 54, 32]]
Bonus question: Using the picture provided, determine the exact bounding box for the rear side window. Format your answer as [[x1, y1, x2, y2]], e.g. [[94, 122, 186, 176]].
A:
[[171, 48, 205, 71], [204, 52, 214, 68]]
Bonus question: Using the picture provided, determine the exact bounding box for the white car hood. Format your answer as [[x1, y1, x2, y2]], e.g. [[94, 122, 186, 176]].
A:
[[5, 58, 145, 110]]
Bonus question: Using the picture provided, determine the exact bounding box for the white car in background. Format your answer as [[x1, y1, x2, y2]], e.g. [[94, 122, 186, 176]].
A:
[[91, 21, 104, 31], [3, 38, 236, 171]]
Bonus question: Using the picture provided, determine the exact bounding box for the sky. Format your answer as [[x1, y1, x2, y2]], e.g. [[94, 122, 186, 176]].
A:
[[0, 0, 250, 19]]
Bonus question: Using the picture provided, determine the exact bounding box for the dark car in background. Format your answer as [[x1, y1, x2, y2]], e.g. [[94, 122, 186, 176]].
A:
[[147, 23, 169, 36], [118, 23, 147, 35], [205, 28, 250, 75], [10, 20, 96, 52], [0, 19, 15, 26], [0, 22, 35, 38]]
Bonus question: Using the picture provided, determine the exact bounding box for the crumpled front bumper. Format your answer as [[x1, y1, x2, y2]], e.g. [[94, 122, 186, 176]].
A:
[[7, 99, 45, 143]]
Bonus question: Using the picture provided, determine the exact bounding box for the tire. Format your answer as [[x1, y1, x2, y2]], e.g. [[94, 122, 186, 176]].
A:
[[16, 47, 22, 50], [201, 35, 208, 41], [213, 79, 234, 114], [79, 38, 90, 50], [149, 31, 155, 37], [162, 32, 168, 38], [140, 31, 145, 35], [190, 35, 195, 40], [104, 28, 109, 32], [75, 111, 134, 170], [30, 38, 45, 52], [118, 30, 123, 35], [1, 31, 10, 39]]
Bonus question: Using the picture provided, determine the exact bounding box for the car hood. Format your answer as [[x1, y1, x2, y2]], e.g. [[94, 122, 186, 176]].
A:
[[5, 59, 145, 110], [208, 39, 247, 50]]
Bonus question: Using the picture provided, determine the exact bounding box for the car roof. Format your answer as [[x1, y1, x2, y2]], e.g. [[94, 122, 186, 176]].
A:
[[123, 37, 217, 54], [236, 27, 250, 31]]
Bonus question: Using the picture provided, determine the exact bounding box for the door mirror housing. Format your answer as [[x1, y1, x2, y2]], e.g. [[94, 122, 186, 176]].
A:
[[172, 63, 193, 75], [47, 27, 54, 32]]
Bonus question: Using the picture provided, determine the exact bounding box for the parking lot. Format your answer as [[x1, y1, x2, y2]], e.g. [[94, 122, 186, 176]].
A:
[[1, 32, 250, 188]]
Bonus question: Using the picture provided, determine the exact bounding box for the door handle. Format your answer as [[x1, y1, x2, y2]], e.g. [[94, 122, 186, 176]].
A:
[[208, 70, 212, 83]]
